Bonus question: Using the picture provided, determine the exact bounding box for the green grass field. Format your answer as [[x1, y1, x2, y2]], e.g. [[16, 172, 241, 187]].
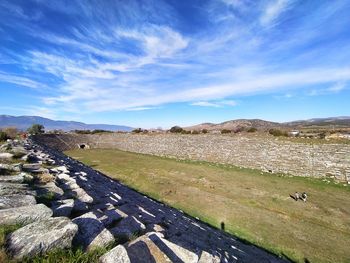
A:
[[66, 148, 350, 263]]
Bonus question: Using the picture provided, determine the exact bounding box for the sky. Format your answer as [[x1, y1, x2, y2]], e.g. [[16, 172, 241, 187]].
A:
[[0, 0, 350, 128]]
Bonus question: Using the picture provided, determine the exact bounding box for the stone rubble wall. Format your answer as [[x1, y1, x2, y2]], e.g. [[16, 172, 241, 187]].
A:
[[37, 134, 350, 183]]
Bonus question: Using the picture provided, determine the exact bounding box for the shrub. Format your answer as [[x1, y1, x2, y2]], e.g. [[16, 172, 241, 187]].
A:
[[27, 124, 45, 135], [91, 129, 112, 134], [269, 129, 288, 137], [132, 128, 143, 133], [170, 126, 183, 133], [181, 130, 191, 134], [202, 129, 208, 134], [0, 131, 7, 141], [221, 129, 231, 134], [191, 130, 200, 134], [247, 127, 257, 133], [3, 127, 18, 139]]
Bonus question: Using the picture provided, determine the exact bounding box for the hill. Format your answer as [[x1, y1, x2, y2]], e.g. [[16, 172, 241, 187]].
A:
[[185, 117, 350, 131], [0, 115, 133, 132]]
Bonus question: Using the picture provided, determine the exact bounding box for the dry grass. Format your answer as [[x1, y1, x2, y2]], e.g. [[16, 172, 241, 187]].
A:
[[66, 148, 350, 263]]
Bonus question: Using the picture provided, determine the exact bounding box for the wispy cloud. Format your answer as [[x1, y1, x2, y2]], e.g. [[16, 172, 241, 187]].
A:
[[0, 0, 349, 122], [191, 100, 237, 108], [260, 0, 294, 27]]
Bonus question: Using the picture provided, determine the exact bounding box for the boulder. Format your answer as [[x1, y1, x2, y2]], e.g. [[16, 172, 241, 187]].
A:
[[99, 245, 131, 263], [6, 217, 78, 260], [0, 195, 36, 209], [72, 212, 115, 251], [94, 208, 127, 227], [109, 216, 146, 240], [72, 199, 90, 213], [22, 163, 42, 171], [52, 199, 74, 217], [0, 203, 52, 225]]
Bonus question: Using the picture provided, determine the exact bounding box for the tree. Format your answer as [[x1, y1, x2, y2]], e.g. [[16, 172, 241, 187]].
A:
[[27, 124, 45, 135], [201, 129, 208, 134], [169, 126, 183, 133]]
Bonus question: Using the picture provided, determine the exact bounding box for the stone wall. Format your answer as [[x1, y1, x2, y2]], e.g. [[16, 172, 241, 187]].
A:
[[36, 133, 350, 182]]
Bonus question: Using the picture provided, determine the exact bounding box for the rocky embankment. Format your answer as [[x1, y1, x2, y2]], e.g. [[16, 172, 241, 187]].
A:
[[0, 139, 288, 262]]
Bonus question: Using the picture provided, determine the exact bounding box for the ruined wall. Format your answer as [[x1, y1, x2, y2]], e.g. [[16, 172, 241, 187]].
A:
[[36, 133, 350, 182]]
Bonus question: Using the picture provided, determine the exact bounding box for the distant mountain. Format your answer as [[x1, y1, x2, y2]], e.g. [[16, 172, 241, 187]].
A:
[[0, 115, 133, 132], [284, 116, 350, 127], [185, 117, 350, 131]]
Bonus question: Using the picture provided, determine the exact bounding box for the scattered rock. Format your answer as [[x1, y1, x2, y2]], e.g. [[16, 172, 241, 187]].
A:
[[0, 203, 52, 225], [99, 245, 131, 263], [72, 212, 115, 251], [0, 195, 37, 209], [35, 182, 64, 198], [6, 217, 78, 260]]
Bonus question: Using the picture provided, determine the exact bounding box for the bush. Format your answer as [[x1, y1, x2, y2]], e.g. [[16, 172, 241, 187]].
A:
[[132, 128, 143, 133], [170, 126, 183, 133], [247, 127, 257, 133], [181, 130, 191, 134], [221, 129, 231, 134], [91, 129, 112, 134], [191, 130, 200, 134], [269, 129, 288, 137], [202, 129, 208, 134], [27, 124, 45, 135], [0, 131, 7, 141], [3, 127, 18, 139]]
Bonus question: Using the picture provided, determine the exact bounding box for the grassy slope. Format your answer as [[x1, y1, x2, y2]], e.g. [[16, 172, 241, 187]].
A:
[[66, 148, 350, 263]]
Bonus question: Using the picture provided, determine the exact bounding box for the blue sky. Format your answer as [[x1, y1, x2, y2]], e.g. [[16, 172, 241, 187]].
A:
[[0, 0, 350, 128]]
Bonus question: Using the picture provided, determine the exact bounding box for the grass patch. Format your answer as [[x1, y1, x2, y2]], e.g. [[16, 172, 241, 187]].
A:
[[66, 148, 350, 263], [36, 192, 56, 206]]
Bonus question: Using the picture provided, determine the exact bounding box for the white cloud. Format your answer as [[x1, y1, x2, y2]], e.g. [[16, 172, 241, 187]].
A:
[[327, 82, 346, 93], [260, 0, 294, 27], [0, 72, 46, 89], [191, 100, 237, 107]]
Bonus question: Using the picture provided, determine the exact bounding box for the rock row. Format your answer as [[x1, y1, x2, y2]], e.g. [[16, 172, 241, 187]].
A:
[[0, 138, 288, 262]]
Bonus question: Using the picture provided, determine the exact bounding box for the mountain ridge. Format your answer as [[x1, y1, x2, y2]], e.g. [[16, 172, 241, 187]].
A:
[[0, 115, 133, 132]]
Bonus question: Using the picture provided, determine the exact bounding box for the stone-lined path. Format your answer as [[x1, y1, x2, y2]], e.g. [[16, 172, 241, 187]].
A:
[[0, 138, 289, 262]]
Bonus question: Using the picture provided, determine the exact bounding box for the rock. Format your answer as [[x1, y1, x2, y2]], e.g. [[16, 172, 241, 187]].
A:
[[0, 195, 37, 209], [72, 212, 115, 251], [126, 233, 171, 263], [109, 216, 146, 240], [148, 232, 198, 263], [52, 199, 74, 217], [0, 163, 22, 174], [6, 217, 78, 260], [55, 166, 70, 174], [198, 251, 221, 263], [0, 203, 52, 225], [72, 187, 94, 203], [35, 182, 64, 198], [0, 152, 14, 160], [72, 199, 90, 213], [0, 174, 25, 183], [10, 147, 27, 158], [22, 163, 42, 171], [94, 208, 127, 227], [0, 182, 36, 196], [99, 245, 131, 263]]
